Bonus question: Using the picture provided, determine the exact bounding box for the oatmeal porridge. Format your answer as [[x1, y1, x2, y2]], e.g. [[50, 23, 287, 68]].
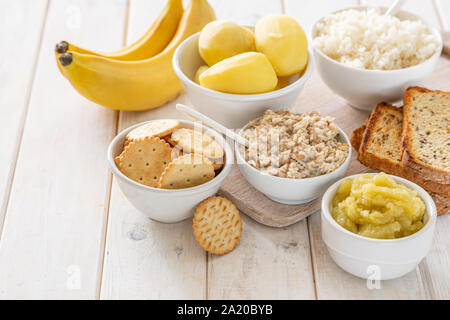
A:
[[240, 109, 349, 178]]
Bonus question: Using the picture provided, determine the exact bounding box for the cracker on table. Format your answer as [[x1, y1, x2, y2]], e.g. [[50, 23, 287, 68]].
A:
[[158, 153, 215, 189], [126, 120, 180, 144], [171, 128, 224, 159], [115, 137, 172, 187], [193, 196, 242, 255]]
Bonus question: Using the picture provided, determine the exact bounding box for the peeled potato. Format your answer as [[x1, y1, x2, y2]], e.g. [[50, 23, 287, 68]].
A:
[[199, 20, 256, 66], [255, 14, 308, 76], [194, 65, 209, 84], [199, 52, 278, 94]]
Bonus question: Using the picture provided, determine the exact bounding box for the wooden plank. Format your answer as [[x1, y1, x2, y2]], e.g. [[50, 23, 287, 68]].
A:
[[436, 0, 450, 30], [0, 0, 127, 299], [209, 214, 315, 299], [100, 0, 205, 299], [206, 0, 314, 300], [420, 215, 450, 299], [209, 0, 281, 26], [284, 0, 357, 40], [286, 0, 429, 299], [0, 0, 48, 235]]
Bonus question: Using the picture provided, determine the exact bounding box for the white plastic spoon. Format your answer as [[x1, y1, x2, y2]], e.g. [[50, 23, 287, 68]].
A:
[[433, 0, 450, 56], [384, 0, 406, 16], [176, 103, 250, 147]]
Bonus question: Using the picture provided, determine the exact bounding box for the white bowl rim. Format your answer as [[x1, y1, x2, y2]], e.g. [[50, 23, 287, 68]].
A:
[[310, 5, 444, 74], [173, 31, 314, 101], [234, 119, 352, 183], [107, 119, 232, 194], [321, 172, 437, 243]]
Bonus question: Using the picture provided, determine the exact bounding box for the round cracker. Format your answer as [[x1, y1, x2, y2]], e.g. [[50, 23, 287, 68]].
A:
[[115, 137, 172, 187], [158, 154, 215, 189], [126, 119, 180, 143], [171, 128, 224, 159], [193, 196, 242, 255]]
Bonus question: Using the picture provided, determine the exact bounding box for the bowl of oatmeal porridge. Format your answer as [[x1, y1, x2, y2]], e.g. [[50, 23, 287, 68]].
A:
[[236, 110, 351, 204]]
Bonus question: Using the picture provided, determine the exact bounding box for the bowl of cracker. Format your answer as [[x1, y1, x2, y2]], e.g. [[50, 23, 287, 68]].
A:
[[107, 119, 232, 223]]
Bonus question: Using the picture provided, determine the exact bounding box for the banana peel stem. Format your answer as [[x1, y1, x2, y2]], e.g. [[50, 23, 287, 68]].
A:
[[59, 52, 73, 66], [55, 41, 69, 54]]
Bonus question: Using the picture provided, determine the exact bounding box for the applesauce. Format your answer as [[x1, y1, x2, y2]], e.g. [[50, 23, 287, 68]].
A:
[[331, 173, 426, 239]]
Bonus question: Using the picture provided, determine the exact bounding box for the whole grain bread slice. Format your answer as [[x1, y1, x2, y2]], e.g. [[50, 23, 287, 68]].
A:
[[402, 87, 450, 184], [358, 102, 405, 176], [350, 118, 368, 151], [353, 102, 449, 204]]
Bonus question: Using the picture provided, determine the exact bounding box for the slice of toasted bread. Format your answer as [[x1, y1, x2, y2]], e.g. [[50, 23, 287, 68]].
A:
[[353, 102, 449, 208], [350, 115, 370, 151], [358, 102, 404, 176], [402, 87, 450, 184]]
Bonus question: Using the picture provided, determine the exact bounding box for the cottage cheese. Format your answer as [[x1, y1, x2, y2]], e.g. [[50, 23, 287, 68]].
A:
[[313, 8, 440, 70]]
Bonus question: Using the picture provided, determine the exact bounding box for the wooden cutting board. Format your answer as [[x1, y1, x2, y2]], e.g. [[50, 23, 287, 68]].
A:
[[218, 55, 450, 228], [218, 155, 371, 228]]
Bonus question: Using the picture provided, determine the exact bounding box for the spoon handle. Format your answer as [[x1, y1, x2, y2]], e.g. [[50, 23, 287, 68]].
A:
[[432, 0, 450, 56], [442, 31, 450, 56], [176, 104, 250, 147], [384, 0, 406, 16]]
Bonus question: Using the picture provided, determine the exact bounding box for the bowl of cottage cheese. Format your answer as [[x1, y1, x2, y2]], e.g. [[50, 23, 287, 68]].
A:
[[311, 6, 443, 110]]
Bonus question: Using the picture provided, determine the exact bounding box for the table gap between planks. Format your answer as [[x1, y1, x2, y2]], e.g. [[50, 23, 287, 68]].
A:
[[0, 0, 448, 299]]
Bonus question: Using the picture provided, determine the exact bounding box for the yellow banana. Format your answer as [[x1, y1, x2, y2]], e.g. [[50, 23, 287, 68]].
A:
[[57, 0, 216, 111], [55, 0, 183, 61]]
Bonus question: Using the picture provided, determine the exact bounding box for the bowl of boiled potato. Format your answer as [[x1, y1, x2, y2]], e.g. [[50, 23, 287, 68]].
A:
[[173, 15, 313, 128]]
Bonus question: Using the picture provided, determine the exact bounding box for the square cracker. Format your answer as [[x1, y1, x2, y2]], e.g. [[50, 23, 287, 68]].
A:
[[158, 153, 215, 189], [115, 137, 172, 187]]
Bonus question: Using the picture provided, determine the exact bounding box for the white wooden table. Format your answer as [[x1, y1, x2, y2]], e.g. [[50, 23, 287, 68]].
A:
[[0, 0, 449, 300]]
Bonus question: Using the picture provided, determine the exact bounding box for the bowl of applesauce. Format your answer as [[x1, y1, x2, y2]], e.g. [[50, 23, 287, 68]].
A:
[[321, 173, 437, 280]]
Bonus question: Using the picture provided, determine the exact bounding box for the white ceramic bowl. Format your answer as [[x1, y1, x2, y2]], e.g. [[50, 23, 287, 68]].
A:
[[107, 120, 232, 223], [311, 6, 443, 111], [235, 124, 351, 204], [173, 31, 314, 129], [321, 173, 437, 280]]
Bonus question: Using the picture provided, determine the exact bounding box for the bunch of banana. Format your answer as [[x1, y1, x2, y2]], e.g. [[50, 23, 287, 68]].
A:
[[55, 0, 216, 111]]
